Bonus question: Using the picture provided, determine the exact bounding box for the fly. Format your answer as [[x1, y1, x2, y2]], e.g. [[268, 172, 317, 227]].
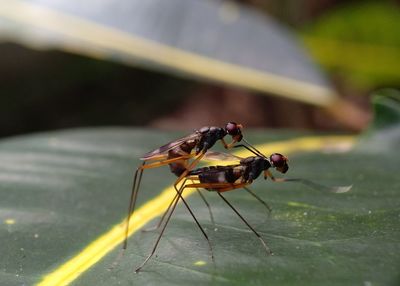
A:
[[134, 143, 351, 272]]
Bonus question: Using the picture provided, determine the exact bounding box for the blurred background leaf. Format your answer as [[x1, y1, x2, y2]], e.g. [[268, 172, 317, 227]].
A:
[[0, 0, 382, 137], [0, 0, 334, 104], [302, 1, 400, 89], [357, 88, 400, 152]]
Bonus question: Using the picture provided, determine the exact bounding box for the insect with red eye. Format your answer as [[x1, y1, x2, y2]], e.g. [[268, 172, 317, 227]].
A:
[[134, 145, 351, 272], [123, 122, 257, 250]]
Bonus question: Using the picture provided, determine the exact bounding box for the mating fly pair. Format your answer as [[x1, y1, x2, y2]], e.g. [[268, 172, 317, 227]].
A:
[[123, 123, 351, 272]]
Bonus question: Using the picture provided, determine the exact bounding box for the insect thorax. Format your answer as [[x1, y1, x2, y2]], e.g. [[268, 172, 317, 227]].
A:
[[242, 157, 271, 181], [196, 126, 226, 153]]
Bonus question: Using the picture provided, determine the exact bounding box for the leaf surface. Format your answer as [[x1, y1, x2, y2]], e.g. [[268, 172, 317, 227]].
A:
[[0, 92, 399, 286]]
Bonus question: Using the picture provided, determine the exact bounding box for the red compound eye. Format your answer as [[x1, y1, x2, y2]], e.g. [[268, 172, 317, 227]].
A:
[[225, 122, 242, 136], [270, 153, 285, 167], [270, 153, 289, 173]]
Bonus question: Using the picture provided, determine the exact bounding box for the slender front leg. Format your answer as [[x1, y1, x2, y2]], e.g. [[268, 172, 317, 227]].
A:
[[220, 138, 238, 149]]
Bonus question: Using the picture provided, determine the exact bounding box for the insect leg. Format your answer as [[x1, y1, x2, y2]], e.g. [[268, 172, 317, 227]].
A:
[[135, 184, 186, 273], [140, 179, 208, 233], [216, 192, 272, 255], [110, 162, 146, 270], [123, 162, 145, 250], [243, 187, 272, 213], [140, 154, 194, 169], [173, 150, 206, 189], [143, 178, 213, 232], [220, 137, 238, 149], [183, 182, 247, 191], [190, 176, 215, 225], [173, 184, 215, 262], [195, 187, 215, 226], [123, 156, 199, 247], [141, 192, 180, 232]]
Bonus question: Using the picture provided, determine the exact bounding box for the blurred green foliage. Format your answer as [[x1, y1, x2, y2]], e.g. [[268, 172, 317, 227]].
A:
[[301, 2, 400, 89], [371, 89, 400, 129], [358, 88, 400, 152]]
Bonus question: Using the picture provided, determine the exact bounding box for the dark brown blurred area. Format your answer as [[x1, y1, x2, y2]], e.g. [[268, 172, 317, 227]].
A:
[[150, 86, 359, 131], [0, 43, 192, 136], [0, 42, 366, 137], [2, 0, 396, 138]]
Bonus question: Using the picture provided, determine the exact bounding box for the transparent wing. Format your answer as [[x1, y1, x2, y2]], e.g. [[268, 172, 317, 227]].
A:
[[140, 132, 201, 160], [203, 151, 243, 162]]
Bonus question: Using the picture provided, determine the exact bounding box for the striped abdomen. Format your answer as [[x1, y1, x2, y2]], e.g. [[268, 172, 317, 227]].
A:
[[190, 165, 244, 185]]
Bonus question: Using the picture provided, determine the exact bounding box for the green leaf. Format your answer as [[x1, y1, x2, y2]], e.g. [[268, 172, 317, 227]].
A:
[[358, 89, 400, 152], [370, 89, 400, 129], [301, 2, 400, 88], [1, 117, 399, 285]]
